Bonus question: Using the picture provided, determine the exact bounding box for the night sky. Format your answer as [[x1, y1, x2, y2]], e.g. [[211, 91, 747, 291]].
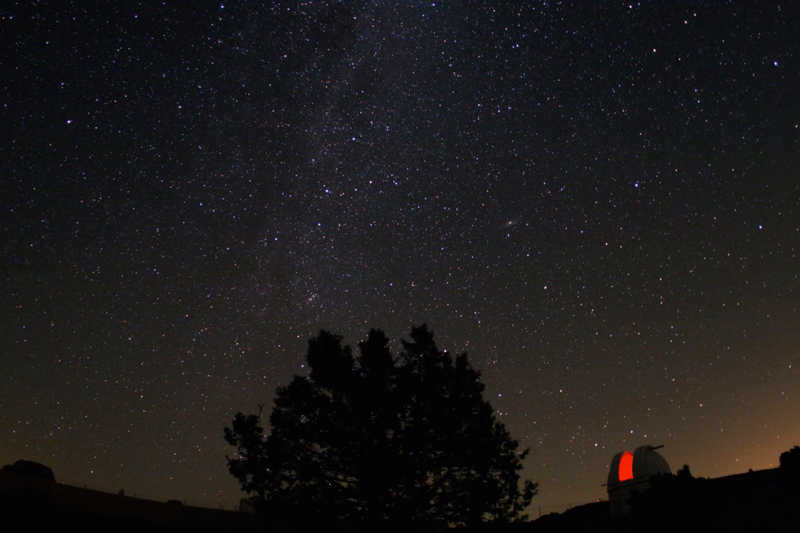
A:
[[2, 1, 799, 514]]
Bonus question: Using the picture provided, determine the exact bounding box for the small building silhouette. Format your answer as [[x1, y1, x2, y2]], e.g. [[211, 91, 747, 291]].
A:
[[606, 444, 671, 517]]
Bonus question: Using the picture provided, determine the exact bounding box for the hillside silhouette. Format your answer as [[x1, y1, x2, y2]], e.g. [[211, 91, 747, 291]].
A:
[[3, 445, 800, 531], [0, 460, 255, 531]]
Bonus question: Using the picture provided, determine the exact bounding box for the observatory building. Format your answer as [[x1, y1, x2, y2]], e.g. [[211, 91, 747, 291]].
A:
[[607, 445, 671, 517]]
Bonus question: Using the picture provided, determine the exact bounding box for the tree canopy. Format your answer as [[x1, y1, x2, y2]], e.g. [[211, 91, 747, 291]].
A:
[[224, 325, 536, 529]]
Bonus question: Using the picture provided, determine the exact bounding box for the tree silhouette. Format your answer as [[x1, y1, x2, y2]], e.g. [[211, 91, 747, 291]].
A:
[[779, 445, 800, 497], [224, 325, 536, 529], [779, 445, 800, 472], [676, 463, 693, 481]]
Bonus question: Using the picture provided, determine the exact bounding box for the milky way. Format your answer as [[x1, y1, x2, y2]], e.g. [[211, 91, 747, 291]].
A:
[[2, 1, 799, 513]]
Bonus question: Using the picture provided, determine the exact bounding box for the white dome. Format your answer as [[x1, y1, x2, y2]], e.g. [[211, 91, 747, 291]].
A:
[[606, 445, 672, 517], [607, 445, 671, 489]]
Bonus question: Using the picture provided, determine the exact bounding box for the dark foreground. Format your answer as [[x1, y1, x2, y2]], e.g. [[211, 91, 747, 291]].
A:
[[3, 466, 800, 532]]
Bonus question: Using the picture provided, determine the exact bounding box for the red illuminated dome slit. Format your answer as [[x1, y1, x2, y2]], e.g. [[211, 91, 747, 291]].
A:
[[618, 451, 634, 482]]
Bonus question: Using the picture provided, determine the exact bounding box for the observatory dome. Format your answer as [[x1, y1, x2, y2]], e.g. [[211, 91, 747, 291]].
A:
[[606, 445, 671, 517], [607, 445, 671, 489]]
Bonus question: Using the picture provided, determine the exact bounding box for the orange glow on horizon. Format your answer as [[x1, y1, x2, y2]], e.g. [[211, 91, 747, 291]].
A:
[[618, 451, 634, 482]]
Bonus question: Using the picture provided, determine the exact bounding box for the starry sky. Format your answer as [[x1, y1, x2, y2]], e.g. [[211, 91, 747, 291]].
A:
[[2, 0, 799, 514]]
